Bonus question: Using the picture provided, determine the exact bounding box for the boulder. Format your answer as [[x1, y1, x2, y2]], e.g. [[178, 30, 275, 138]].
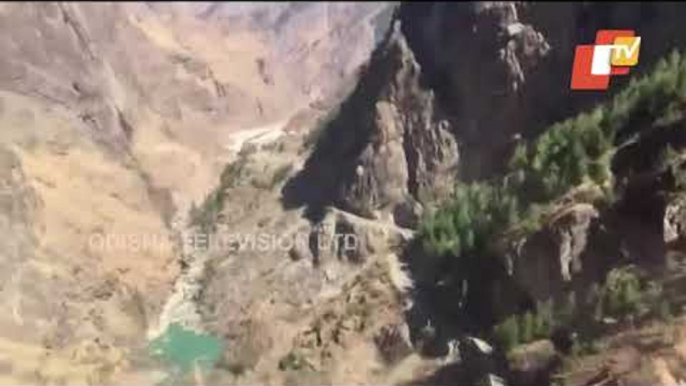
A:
[[507, 339, 559, 386], [504, 204, 599, 303], [309, 208, 413, 266], [392, 198, 423, 229]]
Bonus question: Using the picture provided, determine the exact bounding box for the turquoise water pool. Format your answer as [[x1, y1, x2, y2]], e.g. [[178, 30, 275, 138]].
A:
[[149, 323, 224, 383]]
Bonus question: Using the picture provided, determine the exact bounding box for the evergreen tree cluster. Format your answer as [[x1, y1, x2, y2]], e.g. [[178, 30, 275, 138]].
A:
[[418, 182, 519, 259], [417, 50, 686, 353], [492, 300, 555, 353], [492, 266, 672, 353], [509, 50, 686, 202], [419, 50, 686, 266]]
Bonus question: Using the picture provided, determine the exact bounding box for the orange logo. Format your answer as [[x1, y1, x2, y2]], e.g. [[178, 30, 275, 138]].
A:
[[571, 30, 641, 90]]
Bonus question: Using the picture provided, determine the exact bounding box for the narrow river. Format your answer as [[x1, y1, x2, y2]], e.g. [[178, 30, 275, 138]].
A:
[[145, 120, 289, 382]]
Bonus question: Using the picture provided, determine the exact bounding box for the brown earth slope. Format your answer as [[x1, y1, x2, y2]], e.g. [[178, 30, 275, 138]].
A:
[[0, 2, 390, 384]]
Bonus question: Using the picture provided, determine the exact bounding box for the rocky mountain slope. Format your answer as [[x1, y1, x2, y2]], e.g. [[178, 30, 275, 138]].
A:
[[288, 2, 686, 224], [0, 2, 390, 384], [193, 2, 686, 385], [5, 2, 686, 386]]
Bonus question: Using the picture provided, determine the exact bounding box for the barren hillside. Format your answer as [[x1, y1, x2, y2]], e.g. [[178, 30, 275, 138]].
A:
[[0, 2, 390, 384]]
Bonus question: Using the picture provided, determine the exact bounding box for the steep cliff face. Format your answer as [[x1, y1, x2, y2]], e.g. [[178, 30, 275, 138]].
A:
[[398, 2, 552, 179], [287, 2, 552, 223], [291, 2, 686, 226], [285, 20, 458, 227], [398, 2, 686, 178]]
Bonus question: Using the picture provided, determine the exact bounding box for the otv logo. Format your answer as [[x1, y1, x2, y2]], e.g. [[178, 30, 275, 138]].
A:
[[571, 30, 641, 90]]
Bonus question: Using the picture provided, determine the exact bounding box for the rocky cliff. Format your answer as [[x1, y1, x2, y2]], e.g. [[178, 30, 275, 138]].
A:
[[275, 3, 686, 385], [289, 2, 686, 225]]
